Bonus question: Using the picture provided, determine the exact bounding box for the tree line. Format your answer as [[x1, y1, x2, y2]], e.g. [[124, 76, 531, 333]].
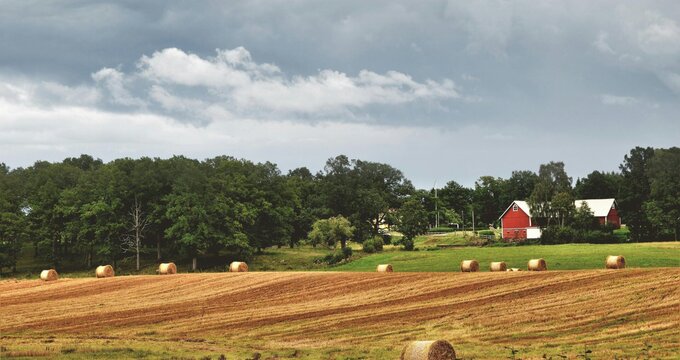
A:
[[0, 147, 678, 272]]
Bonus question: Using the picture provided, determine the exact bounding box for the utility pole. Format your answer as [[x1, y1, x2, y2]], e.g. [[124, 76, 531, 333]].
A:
[[472, 207, 475, 234]]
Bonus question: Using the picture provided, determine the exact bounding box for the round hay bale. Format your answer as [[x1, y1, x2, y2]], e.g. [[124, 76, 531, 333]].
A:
[[401, 340, 456, 360], [460, 260, 479, 272], [527, 258, 547, 271], [605, 255, 626, 269], [489, 261, 507, 272], [376, 264, 393, 272], [95, 265, 114, 278], [506, 268, 522, 272], [158, 262, 177, 275], [229, 261, 248, 272], [40, 269, 58, 281]]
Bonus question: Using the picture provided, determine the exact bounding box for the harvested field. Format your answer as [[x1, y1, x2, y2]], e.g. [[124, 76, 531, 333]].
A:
[[1, 269, 679, 359]]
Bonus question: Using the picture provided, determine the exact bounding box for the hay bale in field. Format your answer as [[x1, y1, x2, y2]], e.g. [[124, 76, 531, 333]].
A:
[[527, 258, 547, 271], [229, 261, 248, 272], [158, 262, 177, 275], [605, 255, 626, 269], [401, 340, 456, 360], [40, 269, 58, 281], [460, 260, 479, 272], [95, 265, 114, 278], [489, 261, 507, 272], [376, 264, 393, 272], [506, 268, 521, 272]]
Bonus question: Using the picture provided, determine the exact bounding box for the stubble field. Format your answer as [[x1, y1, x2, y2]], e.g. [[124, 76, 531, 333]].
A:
[[1, 269, 679, 359]]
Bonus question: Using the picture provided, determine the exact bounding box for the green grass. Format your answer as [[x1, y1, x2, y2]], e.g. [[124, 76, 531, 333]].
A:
[[332, 242, 680, 272], [6, 239, 679, 279]]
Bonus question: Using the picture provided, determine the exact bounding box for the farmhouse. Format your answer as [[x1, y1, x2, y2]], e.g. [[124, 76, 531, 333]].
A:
[[499, 198, 620, 240]]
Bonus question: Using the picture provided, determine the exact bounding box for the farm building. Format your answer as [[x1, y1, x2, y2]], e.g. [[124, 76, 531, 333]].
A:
[[499, 198, 620, 240]]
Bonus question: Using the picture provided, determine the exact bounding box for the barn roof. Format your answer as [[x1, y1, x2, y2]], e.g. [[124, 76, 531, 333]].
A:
[[499, 200, 533, 219], [574, 198, 616, 217]]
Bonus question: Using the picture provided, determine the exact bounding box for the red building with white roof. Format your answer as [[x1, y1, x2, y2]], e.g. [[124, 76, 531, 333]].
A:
[[499, 198, 620, 240]]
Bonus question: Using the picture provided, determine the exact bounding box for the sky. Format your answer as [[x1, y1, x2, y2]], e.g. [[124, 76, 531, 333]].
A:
[[1, 1, 679, 188]]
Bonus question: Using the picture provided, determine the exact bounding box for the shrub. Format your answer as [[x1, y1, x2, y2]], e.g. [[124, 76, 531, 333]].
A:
[[362, 237, 384, 253], [316, 247, 353, 265], [381, 233, 392, 245], [477, 230, 495, 236], [402, 238, 415, 251]]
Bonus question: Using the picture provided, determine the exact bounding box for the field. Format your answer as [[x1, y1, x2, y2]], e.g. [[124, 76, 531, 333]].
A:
[[1, 269, 679, 359], [335, 242, 680, 272]]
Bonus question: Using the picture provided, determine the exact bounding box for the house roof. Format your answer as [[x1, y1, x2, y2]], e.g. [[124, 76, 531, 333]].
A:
[[574, 198, 616, 217]]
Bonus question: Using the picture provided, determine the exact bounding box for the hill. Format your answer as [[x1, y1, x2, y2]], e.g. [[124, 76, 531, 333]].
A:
[[1, 269, 678, 359]]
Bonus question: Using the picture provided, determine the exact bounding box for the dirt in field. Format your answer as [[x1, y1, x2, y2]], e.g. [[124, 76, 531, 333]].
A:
[[1, 269, 678, 359]]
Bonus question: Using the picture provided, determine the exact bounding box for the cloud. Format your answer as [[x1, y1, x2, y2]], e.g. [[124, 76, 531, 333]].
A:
[[594, 32, 616, 54], [136, 47, 460, 116], [600, 94, 638, 106]]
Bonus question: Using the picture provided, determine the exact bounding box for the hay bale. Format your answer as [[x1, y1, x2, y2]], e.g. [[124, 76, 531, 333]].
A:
[[376, 264, 393, 272], [401, 340, 456, 360], [527, 258, 547, 271], [489, 261, 507, 272], [229, 261, 248, 272], [506, 268, 522, 272], [40, 269, 58, 281], [95, 265, 114, 278], [605, 255, 626, 269], [460, 260, 479, 272], [158, 262, 177, 275]]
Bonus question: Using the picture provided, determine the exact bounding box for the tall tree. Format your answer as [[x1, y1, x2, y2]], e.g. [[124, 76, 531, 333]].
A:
[[574, 171, 622, 199], [619, 147, 655, 241], [397, 197, 429, 250], [529, 161, 572, 224]]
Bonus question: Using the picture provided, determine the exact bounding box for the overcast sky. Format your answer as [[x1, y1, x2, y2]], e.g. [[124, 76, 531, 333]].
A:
[[1, 1, 679, 188]]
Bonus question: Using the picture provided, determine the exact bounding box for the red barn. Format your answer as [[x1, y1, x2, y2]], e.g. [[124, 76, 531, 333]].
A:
[[499, 201, 541, 240], [499, 198, 620, 240], [575, 198, 621, 227]]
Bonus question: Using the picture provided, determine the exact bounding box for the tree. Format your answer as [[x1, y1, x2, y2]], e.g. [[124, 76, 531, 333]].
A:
[[529, 161, 572, 224], [572, 201, 598, 231], [552, 192, 575, 227], [619, 147, 655, 241], [308, 216, 353, 249], [503, 170, 538, 204], [121, 196, 149, 271], [574, 171, 622, 199], [439, 180, 472, 215], [472, 176, 505, 226], [397, 198, 429, 250], [646, 147, 680, 240]]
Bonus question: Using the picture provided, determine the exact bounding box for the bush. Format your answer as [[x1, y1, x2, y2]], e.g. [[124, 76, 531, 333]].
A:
[[381, 233, 392, 245], [402, 237, 415, 251], [317, 247, 353, 265], [541, 225, 620, 244], [477, 230, 495, 236], [541, 226, 577, 244], [362, 237, 384, 253]]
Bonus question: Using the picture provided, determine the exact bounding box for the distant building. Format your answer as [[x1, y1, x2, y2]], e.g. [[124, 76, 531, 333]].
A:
[[499, 198, 620, 240]]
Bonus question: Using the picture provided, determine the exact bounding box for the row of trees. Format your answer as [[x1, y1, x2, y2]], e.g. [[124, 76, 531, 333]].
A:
[[0, 147, 678, 272]]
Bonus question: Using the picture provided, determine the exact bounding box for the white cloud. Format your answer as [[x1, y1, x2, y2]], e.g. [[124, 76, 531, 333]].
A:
[[636, 11, 680, 56], [600, 94, 638, 106], [134, 47, 460, 116], [92, 67, 145, 107], [593, 32, 616, 54]]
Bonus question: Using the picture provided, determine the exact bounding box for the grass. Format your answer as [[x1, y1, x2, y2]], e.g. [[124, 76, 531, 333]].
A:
[[6, 238, 679, 280], [333, 242, 680, 272]]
